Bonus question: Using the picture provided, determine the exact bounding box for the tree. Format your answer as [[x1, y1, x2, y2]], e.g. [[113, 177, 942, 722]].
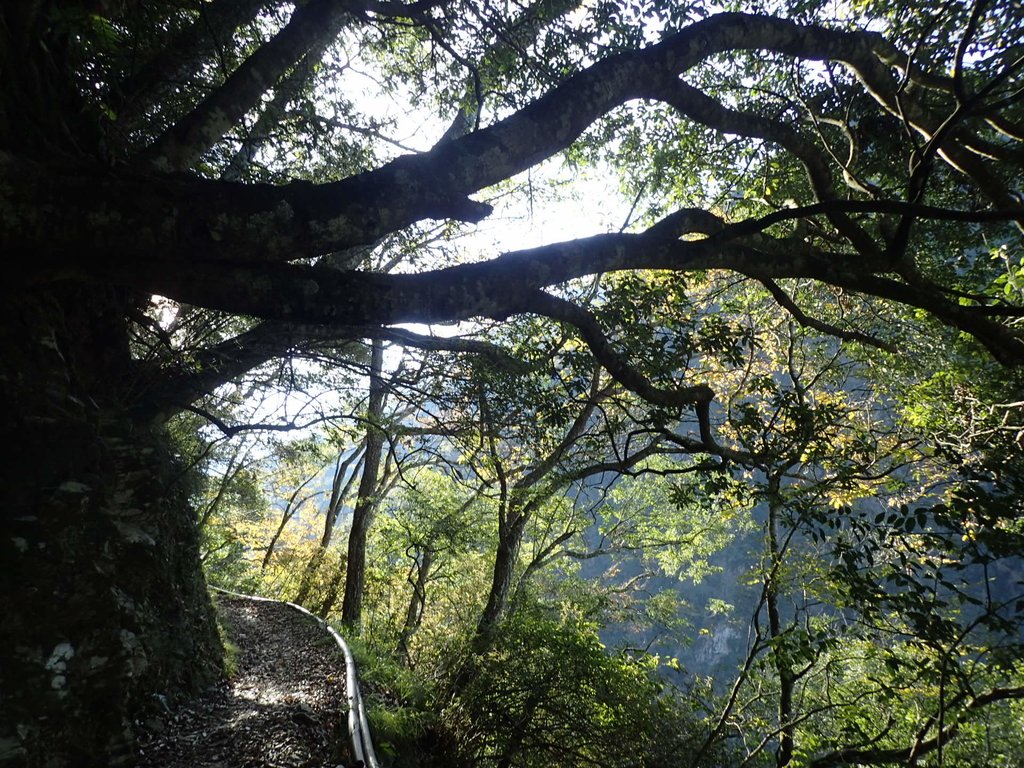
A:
[[677, 319, 1024, 766], [360, 466, 490, 663], [339, 338, 390, 622], [257, 440, 327, 573], [449, 600, 727, 768], [2, 0, 1023, 764]]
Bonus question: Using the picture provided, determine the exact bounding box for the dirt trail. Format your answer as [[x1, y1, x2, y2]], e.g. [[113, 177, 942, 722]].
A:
[[137, 595, 349, 767]]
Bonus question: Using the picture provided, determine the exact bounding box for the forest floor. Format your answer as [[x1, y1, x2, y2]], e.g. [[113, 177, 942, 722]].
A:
[[136, 594, 350, 767]]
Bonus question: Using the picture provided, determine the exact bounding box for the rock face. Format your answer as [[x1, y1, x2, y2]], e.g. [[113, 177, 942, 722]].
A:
[[0, 287, 222, 766]]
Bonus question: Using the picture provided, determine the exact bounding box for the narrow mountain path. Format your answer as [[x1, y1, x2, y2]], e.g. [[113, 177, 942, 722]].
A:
[[137, 594, 350, 767]]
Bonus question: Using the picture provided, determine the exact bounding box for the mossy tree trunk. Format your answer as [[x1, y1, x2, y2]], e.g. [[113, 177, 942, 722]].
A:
[[0, 286, 222, 766]]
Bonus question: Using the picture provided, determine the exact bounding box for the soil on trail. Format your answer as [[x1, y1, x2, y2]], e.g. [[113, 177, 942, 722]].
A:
[[136, 595, 350, 767]]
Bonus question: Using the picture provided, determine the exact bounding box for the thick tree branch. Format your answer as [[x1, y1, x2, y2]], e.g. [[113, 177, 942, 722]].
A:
[[14, 12, 1009, 269], [515, 290, 716, 410], [109, 0, 269, 143], [94, 195, 1021, 362], [140, 0, 363, 171], [644, 77, 880, 257]]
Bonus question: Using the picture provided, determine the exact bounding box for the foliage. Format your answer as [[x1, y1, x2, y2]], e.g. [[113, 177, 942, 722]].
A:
[[449, 603, 716, 768], [6, 0, 1024, 765], [350, 597, 732, 768]]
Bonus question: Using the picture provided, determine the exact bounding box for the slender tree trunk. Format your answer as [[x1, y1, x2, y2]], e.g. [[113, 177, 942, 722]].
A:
[[396, 547, 434, 661], [471, 368, 604, 651], [109, 0, 267, 141], [321, 447, 365, 549], [294, 546, 327, 607], [766, 490, 796, 767], [220, 34, 335, 182], [293, 448, 362, 604], [341, 339, 387, 626], [141, 0, 360, 171], [197, 444, 247, 530], [261, 464, 322, 570], [261, 486, 321, 571], [318, 559, 347, 617], [262, 511, 295, 570]]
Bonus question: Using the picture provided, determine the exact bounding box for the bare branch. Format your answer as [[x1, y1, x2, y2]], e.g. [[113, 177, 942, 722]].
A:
[[758, 278, 898, 352]]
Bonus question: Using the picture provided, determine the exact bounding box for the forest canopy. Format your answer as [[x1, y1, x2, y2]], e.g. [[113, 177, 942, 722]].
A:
[[1, 0, 1023, 766]]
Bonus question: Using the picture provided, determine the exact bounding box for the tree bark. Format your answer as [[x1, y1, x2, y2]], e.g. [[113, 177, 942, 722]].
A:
[[340, 339, 387, 626], [766, 490, 796, 767], [293, 445, 363, 605], [396, 546, 434, 662], [0, 286, 222, 766]]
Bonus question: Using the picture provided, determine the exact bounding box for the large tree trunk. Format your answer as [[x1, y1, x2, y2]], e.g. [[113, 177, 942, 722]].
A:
[[0, 287, 222, 766]]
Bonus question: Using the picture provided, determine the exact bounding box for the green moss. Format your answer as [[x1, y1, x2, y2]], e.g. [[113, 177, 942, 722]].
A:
[[211, 600, 240, 679], [222, 636, 241, 679]]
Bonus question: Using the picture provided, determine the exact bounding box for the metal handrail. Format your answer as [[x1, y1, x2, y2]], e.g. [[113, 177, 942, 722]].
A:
[[210, 586, 381, 768]]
